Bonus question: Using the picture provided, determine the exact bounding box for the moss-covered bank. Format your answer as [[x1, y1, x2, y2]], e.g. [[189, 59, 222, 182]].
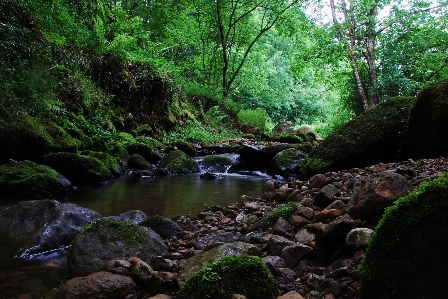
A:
[[358, 172, 448, 299]]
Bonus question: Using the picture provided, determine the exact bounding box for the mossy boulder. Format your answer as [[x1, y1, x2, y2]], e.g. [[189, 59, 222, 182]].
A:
[[81, 150, 123, 176], [68, 218, 168, 277], [0, 160, 72, 198], [300, 96, 415, 178], [126, 143, 162, 164], [128, 153, 153, 170], [267, 148, 307, 178], [358, 172, 448, 299], [202, 155, 233, 173], [0, 115, 80, 164], [180, 254, 275, 299], [405, 79, 448, 159], [43, 152, 113, 182], [159, 150, 199, 175]]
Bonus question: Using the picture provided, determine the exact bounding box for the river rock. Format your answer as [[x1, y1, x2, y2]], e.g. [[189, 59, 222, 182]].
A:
[[0, 199, 101, 258], [68, 218, 168, 277], [282, 243, 314, 268], [158, 150, 199, 175], [43, 152, 113, 182], [128, 256, 165, 294], [267, 148, 307, 178], [139, 215, 183, 239], [191, 231, 239, 250], [347, 172, 413, 220], [177, 241, 258, 287], [128, 153, 153, 171], [55, 271, 137, 299], [238, 144, 264, 170], [110, 210, 149, 224], [315, 214, 356, 255], [266, 235, 295, 256], [313, 184, 339, 208], [346, 228, 374, 250], [273, 121, 295, 134]]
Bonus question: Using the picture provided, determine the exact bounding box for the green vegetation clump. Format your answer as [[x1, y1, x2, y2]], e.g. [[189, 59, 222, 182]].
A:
[[80, 150, 121, 175], [299, 158, 330, 178], [0, 160, 72, 197], [237, 108, 271, 134], [0, 115, 80, 164], [277, 133, 304, 144], [180, 254, 275, 299], [77, 218, 149, 246], [128, 153, 152, 170], [358, 172, 448, 299], [300, 96, 416, 178], [266, 201, 300, 225]]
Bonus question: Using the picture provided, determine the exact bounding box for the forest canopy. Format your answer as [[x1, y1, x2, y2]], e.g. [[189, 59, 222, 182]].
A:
[[1, 0, 447, 138]]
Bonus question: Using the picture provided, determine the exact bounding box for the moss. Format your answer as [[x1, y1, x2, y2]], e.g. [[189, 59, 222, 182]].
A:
[[277, 133, 304, 144], [0, 160, 72, 197], [77, 218, 148, 246], [81, 150, 121, 175], [358, 172, 448, 299], [301, 96, 415, 178], [202, 155, 233, 168], [180, 254, 275, 299], [0, 115, 80, 164], [42, 152, 113, 182], [159, 150, 199, 175], [266, 201, 300, 225], [299, 157, 330, 178], [272, 149, 305, 168], [128, 153, 151, 170]]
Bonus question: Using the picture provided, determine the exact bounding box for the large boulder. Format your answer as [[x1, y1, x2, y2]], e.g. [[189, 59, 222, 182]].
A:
[[0, 160, 72, 198], [405, 79, 448, 159], [80, 150, 124, 176], [55, 271, 138, 299], [299, 96, 416, 178], [359, 172, 448, 299], [0, 115, 80, 164], [68, 218, 168, 277], [43, 152, 113, 182], [139, 215, 184, 239], [0, 199, 102, 258], [158, 150, 199, 175]]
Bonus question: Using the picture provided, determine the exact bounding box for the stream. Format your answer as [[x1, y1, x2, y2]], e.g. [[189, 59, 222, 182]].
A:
[[0, 155, 281, 298]]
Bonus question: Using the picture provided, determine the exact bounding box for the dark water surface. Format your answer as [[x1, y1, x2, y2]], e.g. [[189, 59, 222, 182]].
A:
[[0, 173, 272, 298]]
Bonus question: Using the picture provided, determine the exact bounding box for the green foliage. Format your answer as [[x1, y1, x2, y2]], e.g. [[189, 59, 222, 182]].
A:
[[180, 254, 275, 299], [358, 172, 448, 298], [237, 108, 271, 133], [299, 158, 329, 178], [266, 201, 300, 225], [77, 218, 148, 246]]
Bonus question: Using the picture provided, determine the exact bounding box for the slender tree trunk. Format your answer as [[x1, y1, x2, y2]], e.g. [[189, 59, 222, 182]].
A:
[[366, 5, 380, 106]]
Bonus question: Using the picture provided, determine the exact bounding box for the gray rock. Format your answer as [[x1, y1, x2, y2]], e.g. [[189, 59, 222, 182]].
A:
[[347, 172, 413, 220], [68, 218, 168, 277], [0, 199, 101, 258], [346, 228, 374, 249], [266, 234, 295, 256], [313, 184, 339, 208], [110, 210, 148, 224], [55, 271, 137, 299], [295, 230, 315, 244], [139, 215, 183, 239], [273, 121, 295, 134], [191, 232, 238, 250], [282, 243, 314, 268], [315, 214, 356, 254], [272, 217, 292, 236], [129, 256, 165, 294]]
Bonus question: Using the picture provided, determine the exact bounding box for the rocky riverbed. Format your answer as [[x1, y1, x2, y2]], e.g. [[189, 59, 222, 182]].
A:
[[1, 156, 447, 299]]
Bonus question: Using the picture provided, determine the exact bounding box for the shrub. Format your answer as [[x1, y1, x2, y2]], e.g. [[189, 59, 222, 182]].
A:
[[237, 108, 271, 133], [180, 255, 275, 299]]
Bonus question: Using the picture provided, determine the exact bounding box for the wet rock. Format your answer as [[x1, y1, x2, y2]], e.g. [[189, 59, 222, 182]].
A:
[[282, 243, 314, 268], [128, 257, 165, 294], [262, 180, 282, 200], [68, 218, 168, 277], [110, 210, 148, 224], [313, 184, 339, 208], [308, 174, 327, 189], [296, 206, 314, 220], [346, 228, 374, 250], [177, 241, 257, 287], [158, 150, 199, 175], [0, 199, 101, 258], [272, 217, 292, 236], [315, 215, 356, 255], [295, 229, 315, 244], [55, 271, 137, 299], [267, 148, 307, 178], [271, 184, 295, 203], [139, 215, 183, 239], [347, 172, 412, 220], [288, 215, 311, 228], [191, 232, 238, 250], [238, 144, 264, 170], [266, 235, 295, 256]]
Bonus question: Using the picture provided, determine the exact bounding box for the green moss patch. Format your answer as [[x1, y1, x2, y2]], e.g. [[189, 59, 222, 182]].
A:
[[203, 155, 233, 168], [358, 172, 448, 299], [0, 115, 80, 164], [0, 160, 72, 197], [180, 254, 275, 299], [266, 201, 300, 226], [300, 96, 415, 178], [159, 150, 199, 175], [81, 150, 122, 175], [77, 218, 148, 246]]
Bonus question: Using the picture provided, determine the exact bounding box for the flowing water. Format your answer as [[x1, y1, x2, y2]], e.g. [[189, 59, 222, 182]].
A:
[[0, 160, 279, 298]]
